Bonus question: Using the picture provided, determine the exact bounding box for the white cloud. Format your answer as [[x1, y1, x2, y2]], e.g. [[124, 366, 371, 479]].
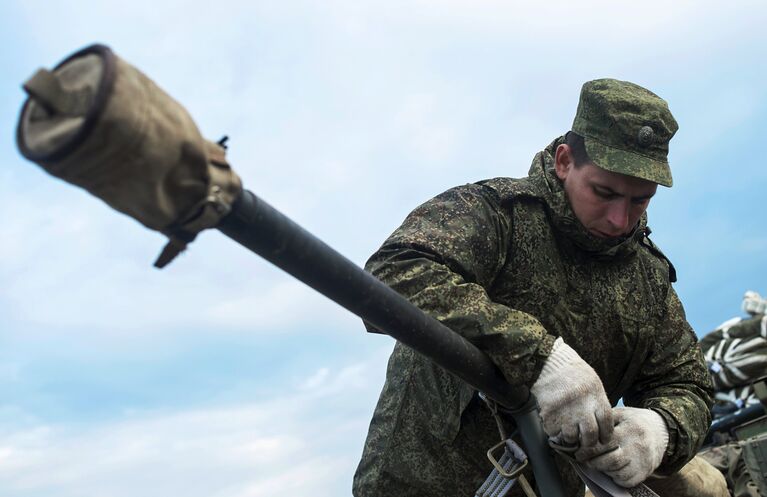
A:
[[0, 170, 359, 336], [0, 350, 390, 497], [299, 367, 330, 390], [234, 457, 352, 497], [204, 279, 355, 332]]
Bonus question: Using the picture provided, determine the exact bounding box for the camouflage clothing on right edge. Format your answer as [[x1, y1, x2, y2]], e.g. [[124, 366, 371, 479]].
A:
[[700, 443, 762, 497], [353, 137, 713, 497]]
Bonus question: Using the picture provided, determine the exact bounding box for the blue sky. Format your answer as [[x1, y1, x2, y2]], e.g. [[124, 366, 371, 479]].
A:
[[1, 1, 766, 496]]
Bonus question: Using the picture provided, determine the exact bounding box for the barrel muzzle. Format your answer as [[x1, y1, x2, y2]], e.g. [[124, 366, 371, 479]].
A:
[[16, 44, 242, 267]]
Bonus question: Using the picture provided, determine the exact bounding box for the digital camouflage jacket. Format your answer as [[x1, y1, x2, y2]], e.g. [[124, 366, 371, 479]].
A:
[[353, 137, 713, 497]]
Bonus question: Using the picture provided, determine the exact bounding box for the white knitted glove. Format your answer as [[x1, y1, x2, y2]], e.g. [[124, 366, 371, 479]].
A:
[[530, 337, 613, 447], [578, 407, 669, 488]]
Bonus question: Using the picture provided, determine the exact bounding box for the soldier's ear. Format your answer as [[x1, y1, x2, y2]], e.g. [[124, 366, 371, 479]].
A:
[[554, 144, 574, 181]]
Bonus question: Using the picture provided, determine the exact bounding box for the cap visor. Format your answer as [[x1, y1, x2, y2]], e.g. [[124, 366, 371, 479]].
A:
[[584, 138, 673, 187]]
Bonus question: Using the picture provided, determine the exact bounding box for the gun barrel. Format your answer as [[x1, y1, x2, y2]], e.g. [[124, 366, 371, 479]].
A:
[[16, 43, 568, 497], [216, 189, 568, 497]]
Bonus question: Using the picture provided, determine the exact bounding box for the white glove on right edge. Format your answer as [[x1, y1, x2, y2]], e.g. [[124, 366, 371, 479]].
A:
[[580, 406, 669, 488], [530, 337, 613, 448]]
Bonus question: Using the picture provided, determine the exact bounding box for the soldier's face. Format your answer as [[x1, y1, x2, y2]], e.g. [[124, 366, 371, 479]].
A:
[[555, 145, 657, 238]]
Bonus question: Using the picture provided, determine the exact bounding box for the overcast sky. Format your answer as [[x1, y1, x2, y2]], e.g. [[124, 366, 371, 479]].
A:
[[1, 1, 766, 496]]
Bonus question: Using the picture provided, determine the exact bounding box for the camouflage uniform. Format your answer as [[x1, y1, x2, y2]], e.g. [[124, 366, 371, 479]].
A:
[[700, 443, 762, 497], [352, 136, 713, 497]]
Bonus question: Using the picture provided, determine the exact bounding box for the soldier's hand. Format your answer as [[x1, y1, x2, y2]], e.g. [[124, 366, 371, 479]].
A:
[[530, 337, 613, 448], [576, 406, 669, 488]]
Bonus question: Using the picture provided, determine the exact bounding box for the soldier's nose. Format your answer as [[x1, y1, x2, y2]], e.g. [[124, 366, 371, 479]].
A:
[[605, 202, 630, 234]]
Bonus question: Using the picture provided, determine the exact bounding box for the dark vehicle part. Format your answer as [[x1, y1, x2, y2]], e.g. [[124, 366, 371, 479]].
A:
[[703, 377, 767, 496], [706, 404, 766, 447], [740, 433, 767, 495]]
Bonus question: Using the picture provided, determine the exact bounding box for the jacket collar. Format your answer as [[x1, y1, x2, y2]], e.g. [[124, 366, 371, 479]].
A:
[[528, 136, 647, 259]]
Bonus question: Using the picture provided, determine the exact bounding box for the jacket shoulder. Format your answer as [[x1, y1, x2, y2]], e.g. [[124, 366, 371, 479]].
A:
[[475, 176, 544, 204]]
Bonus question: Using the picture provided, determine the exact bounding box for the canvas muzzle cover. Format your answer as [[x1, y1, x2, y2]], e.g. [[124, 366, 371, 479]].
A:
[[16, 44, 242, 267]]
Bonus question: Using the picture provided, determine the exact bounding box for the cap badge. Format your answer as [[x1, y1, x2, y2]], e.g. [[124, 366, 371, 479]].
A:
[[638, 126, 655, 147]]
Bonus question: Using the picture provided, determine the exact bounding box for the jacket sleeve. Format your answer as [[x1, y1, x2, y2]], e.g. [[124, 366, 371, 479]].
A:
[[624, 287, 714, 474], [364, 183, 557, 388]]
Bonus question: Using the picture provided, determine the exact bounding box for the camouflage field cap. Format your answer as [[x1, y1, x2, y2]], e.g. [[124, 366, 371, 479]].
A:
[[572, 78, 678, 187]]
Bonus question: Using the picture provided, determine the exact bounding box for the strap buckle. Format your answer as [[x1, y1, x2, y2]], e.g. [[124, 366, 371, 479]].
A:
[[487, 438, 529, 479]]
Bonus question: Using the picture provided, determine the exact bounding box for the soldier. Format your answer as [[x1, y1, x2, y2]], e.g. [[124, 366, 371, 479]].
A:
[[353, 79, 718, 497]]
